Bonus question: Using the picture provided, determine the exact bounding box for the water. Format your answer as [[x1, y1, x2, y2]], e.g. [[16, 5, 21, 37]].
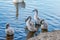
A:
[[0, 0, 60, 40]]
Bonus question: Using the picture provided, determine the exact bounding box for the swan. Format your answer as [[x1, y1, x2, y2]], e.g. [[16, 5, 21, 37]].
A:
[[13, 0, 24, 3], [33, 9, 42, 26], [25, 16, 37, 32], [5, 23, 14, 35], [41, 20, 48, 32]]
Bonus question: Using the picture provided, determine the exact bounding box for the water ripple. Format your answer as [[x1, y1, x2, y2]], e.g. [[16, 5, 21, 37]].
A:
[[0, 0, 60, 40]]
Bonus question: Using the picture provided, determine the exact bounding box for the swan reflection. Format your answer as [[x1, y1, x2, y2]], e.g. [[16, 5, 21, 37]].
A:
[[13, 1, 26, 19]]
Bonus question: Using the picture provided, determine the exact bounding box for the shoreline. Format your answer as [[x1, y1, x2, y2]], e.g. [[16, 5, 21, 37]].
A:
[[28, 30, 60, 40]]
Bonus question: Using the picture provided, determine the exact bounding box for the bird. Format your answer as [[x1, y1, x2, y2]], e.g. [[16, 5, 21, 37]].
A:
[[25, 16, 37, 32], [13, 0, 24, 4], [40, 19, 48, 32], [33, 9, 42, 26], [5, 23, 14, 36]]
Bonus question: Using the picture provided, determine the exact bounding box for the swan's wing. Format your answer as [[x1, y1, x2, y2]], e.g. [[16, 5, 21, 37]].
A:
[[42, 21, 48, 29], [30, 21, 35, 27], [30, 21, 37, 31], [37, 17, 41, 22], [44, 22, 48, 27], [37, 17, 40, 20]]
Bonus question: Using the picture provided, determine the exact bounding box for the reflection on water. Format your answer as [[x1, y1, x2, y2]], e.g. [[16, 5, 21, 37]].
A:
[[14, 1, 26, 19], [6, 34, 14, 40], [18, 2, 26, 8], [14, 3, 19, 19]]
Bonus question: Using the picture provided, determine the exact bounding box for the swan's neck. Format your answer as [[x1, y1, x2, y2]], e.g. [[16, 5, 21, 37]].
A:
[[26, 19, 31, 27], [26, 19, 31, 23], [34, 11, 38, 17]]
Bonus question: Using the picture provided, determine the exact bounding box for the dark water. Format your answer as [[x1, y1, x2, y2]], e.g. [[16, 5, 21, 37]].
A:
[[0, 0, 60, 40]]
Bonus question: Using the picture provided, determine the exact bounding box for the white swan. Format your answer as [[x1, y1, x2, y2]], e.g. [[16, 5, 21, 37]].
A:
[[5, 23, 14, 35], [41, 20, 48, 32], [33, 9, 42, 25], [25, 16, 37, 31], [13, 0, 24, 3]]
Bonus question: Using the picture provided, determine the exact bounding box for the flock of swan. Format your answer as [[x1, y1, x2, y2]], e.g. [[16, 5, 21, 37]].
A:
[[5, 9, 48, 40], [5, 0, 48, 40], [25, 9, 48, 32]]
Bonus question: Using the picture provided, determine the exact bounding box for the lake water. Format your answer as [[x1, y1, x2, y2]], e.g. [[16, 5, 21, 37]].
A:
[[0, 0, 60, 40]]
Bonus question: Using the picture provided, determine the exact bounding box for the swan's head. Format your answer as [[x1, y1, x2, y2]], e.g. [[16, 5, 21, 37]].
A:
[[33, 9, 38, 14], [6, 23, 10, 29], [25, 16, 32, 22]]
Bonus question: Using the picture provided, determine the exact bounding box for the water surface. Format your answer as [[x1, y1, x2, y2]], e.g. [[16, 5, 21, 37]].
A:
[[0, 0, 60, 40]]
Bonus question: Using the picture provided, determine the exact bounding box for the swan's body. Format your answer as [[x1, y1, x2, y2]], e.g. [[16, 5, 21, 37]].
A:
[[41, 22, 48, 29], [41, 20, 48, 32], [6, 27, 14, 35], [26, 16, 37, 31], [5, 23, 14, 35], [13, 0, 24, 3], [33, 9, 41, 25]]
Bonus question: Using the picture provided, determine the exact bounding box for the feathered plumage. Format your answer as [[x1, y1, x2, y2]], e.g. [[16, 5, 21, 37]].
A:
[[26, 16, 37, 31], [33, 9, 41, 25], [5, 23, 14, 35], [41, 20, 48, 29]]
